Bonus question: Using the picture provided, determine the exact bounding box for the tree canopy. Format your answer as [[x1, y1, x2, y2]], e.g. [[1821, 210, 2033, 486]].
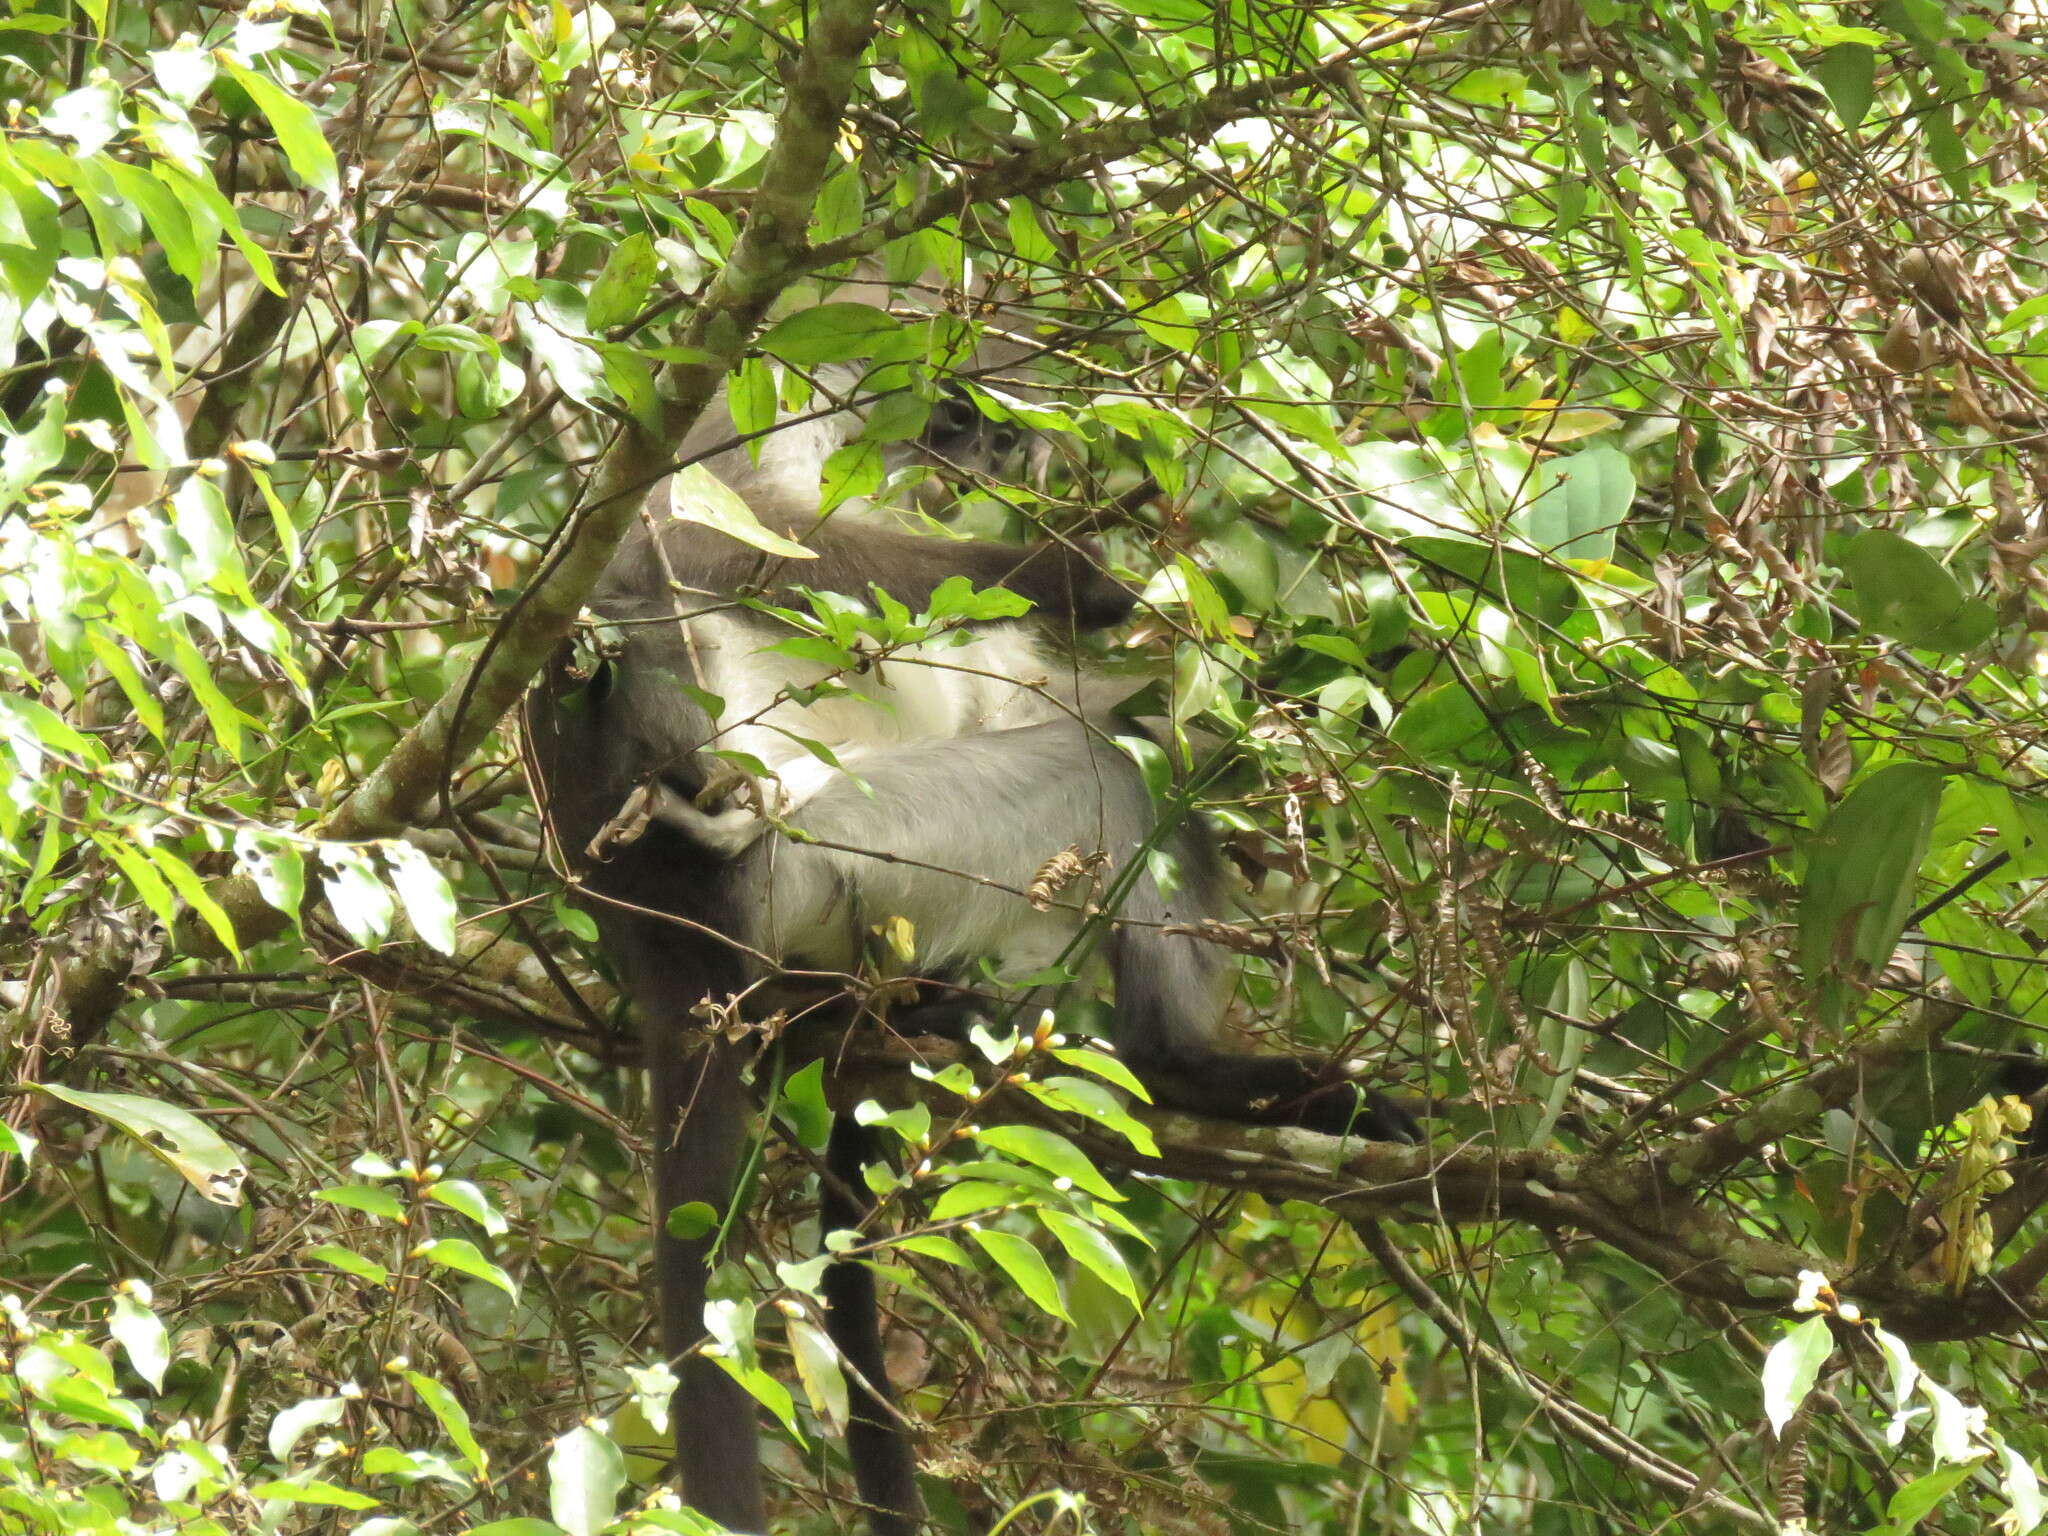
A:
[[7, 0, 2048, 1531]]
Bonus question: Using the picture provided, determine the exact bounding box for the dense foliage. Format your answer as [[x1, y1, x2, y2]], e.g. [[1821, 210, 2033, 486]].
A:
[[7, 0, 2048, 1530]]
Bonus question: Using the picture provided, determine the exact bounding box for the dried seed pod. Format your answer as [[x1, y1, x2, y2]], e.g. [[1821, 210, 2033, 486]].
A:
[[1900, 245, 1969, 321], [1876, 307, 1936, 372]]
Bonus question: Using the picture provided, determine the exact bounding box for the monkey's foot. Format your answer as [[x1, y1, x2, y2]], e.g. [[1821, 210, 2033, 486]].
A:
[[649, 780, 776, 859], [1284, 1078, 1425, 1144], [586, 780, 665, 860]]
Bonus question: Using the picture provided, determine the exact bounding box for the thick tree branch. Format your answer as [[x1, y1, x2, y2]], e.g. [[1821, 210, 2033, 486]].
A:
[[160, 0, 887, 973], [820, 1031, 2048, 1344], [1662, 989, 1968, 1188]]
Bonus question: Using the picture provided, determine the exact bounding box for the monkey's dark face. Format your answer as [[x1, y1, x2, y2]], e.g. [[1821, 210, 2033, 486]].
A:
[[905, 390, 1027, 493]]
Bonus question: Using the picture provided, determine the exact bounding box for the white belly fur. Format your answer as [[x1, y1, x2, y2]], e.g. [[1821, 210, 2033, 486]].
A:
[[687, 612, 1071, 810]]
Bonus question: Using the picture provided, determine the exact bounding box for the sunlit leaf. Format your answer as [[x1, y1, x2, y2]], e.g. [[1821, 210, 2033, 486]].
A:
[[29, 1084, 247, 1206], [411, 1238, 518, 1299], [1761, 1316, 1833, 1436]]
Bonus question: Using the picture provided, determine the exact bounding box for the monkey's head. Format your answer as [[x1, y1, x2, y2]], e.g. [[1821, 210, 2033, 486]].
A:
[[903, 388, 1030, 499]]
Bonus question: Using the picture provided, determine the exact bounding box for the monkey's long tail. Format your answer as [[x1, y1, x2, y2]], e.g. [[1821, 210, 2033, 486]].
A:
[[822, 1115, 925, 1535], [1108, 920, 1423, 1143]]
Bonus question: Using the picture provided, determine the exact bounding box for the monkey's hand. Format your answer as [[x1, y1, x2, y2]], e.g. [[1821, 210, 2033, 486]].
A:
[[1288, 1071, 1426, 1144], [692, 763, 759, 812], [1004, 540, 1137, 631]]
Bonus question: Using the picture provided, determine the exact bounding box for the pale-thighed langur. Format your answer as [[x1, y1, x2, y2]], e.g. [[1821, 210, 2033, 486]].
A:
[[523, 360, 1421, 1535]]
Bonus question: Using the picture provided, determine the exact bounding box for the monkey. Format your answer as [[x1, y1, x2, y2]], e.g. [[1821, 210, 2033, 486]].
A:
[[523, 371, 1422, 1534]]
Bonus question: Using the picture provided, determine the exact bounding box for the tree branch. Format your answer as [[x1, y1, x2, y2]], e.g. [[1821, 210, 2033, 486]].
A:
[[159, 0, 888, 974], [819, 1031, 2048, 1343]]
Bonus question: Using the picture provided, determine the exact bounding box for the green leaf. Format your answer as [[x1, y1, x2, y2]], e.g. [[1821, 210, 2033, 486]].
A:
[[147, 843, 242, 961], [423, 1178, 509, 1236], [249, 1479, 380, 1510], [1046, 1045, 1151, 1102], [1887, 1464, 1977, 1529], [1798, 762, 1948, 979], [361, 1446, 471, 1489], [220, 61, 340, 196], [665, 1200, 720, 1239], [970, 1124, 1121, 1201], [1404, 534, 1579, 625], [403, 1371, 488, 1476], [1515, 445, 1632, 562], [820, 437, 884, 513], [236, 831, 306, 922], [601, 344, 662, 431], [411, 1237, 518, 1298], [105, 161, 203, 290], [553, 897, 598, 941], [305, 1243, 391, 1286], [756, 303, 905, 364], [1840, 530, 1993, 652], [96, 837, 180, 929], [29, 1083, 247, 1205], [269, 1396, 349, 1459], [786, 1316, 849, 1433], [40, 82, 120, 155], [1130, 290, 1203, 352], [150, 41, 216, 106], [585, 232, 657, 333], [521, 311, 608, 406], [315, 1183, 407, 1220], [1760, 1315, 1834, 1435], [669, 463, 817, 559], [780, 1059, 832, 1149], [109, 1291, 169, 1392], [730, 355, 777, 443], [931, 1181, 1024, 1221], [84, 632, 165, 743], [156, 163, 281, 293], [1017, 1075, 1159, 1157], [0, 692, 95, 757], [322, 848, 396, 950], [1816, 42, 1877, 128], [969, 1228, 1070, 1321], [891, 1233, 970, 1265], [1039, 1209, 1140, 1310]]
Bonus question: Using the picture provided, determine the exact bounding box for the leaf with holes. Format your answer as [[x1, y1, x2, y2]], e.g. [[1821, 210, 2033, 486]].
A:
[[30, 1084, 246, 1206]]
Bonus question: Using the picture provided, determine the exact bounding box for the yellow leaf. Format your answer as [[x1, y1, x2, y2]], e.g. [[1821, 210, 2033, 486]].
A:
[[877, 914, 916, 963], [1520, 408, 1620, 443]]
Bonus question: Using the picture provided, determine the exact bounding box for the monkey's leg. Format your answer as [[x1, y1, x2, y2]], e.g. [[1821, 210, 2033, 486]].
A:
[[645, 1020, 765, 1528], [820, 1116, 924, 1535]]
